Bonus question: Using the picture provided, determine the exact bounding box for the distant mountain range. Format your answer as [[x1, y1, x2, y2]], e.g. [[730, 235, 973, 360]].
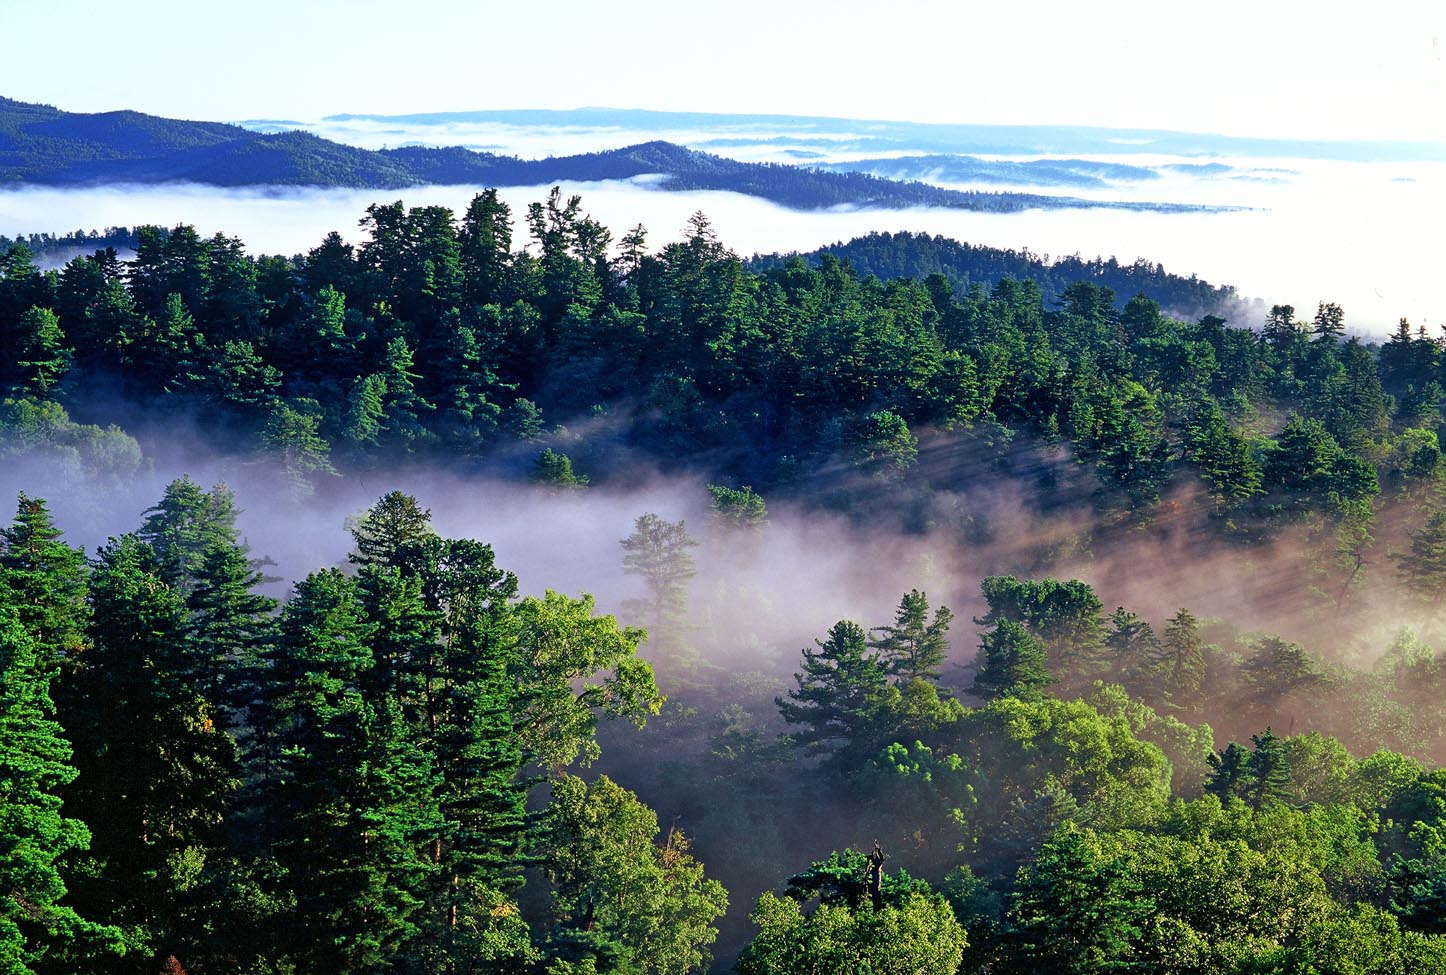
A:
[[298, 106, 1446, 163], [0, 97, 1226, 214]]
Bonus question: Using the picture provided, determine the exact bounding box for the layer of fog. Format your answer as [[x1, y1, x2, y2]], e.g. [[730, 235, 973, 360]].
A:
[[4, 160, 1442, 333], [3, 418, 1431, 691]]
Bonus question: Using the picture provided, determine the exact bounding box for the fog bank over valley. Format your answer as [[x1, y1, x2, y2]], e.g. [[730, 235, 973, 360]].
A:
[[4, 155, 1443, 333]]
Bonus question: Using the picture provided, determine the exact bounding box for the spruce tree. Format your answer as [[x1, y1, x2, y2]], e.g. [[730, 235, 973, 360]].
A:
[[459, 189, 514, 307], [1244, 727, 1292, 809], [0, 494, 88, 665], [266, 568, 443, 973], [1103, 607, 1157, 685], [184, 540, 277, 720], [0, 588, 121, 972], [349, 490, 436, 568], [1205, 741, 1251, 802], [11, 306, 72, 399], [62, 535, 238, 972], [970, 619, 1053, 702], [135, 476, 245, 596]]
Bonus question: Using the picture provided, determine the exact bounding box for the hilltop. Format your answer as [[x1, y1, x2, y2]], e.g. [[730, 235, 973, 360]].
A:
[[0, 97, 1220, 214]]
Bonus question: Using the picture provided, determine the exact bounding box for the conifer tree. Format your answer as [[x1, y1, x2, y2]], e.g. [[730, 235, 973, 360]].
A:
[[378, 335, 435, 447], [1244, 727, 1292, 809], [970, 619, 1053, 702], [266, 568, 443, 973], [342, 372, 387, 447], [62, 535, 238, 972], [135, 476, 245, 596], [1204, 742, 1251, 802], [1311, 301, 1346, 343], [1103, 607, 1157, 685], [185, 541, 277, 718], [1182, 399, 1262, 513], [531, 447, 588, 489], [0, 494, 88, 665], [418, 628, 530, 970], [869, 589, 954, 683], [11, 306, 72, 399], [1008, 824, 1148, 974], [260, 399, 337, 499], [349, 490, 437, 568], [777, 620, 888, 761], [1397, 512, 1446, 607], [976, 576, 1107, 687], [433, 312, 503, 450], [459, 189, 514, 307], [1148, 608, 1206, 708], [706, 484, 767, 531], [1242, 636, 1325, 714], [0, 581, 121, 972]]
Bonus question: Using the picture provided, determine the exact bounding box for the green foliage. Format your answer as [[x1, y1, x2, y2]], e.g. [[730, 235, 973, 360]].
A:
[[869, 589, 954, 683], [62, 534, 239, 970], [1083, 682, 1214, 795], [1182, 397, 1262, 513], [977, 576, 1106, 689], [509, 590, 660, 770], [932, 696, 1174, 865], [0, 398, 145, 494], [1398, 512, 1446, 608], [10, 306, 72, 399], [260, 399, 336, 498], [135, 476, 244, 594], [265, 567, 443, 973], [1148, 608, 1207, 709], [1206, 728, 1295, 810], [620, 514, 697, 668], [348, 489, 436, 567], [531, 447, 589, 489], [9, 186, 1446, 974], [736, 890, 966, 975], [1007, 823, 1151, 974], [971, 619, 1053, 701], [849, 410, 918, 478], [705, 484, 766, 531], [777, 620, 888, 763], [0, 584, 122, 972], [541, 775, 727, 975]]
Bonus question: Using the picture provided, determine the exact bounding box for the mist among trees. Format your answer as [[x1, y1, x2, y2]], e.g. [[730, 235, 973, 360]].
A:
[[6, 188, 1446, 972]]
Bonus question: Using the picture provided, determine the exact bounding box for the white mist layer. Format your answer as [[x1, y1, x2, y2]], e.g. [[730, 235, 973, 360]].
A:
[[5, 430, 1428, 687]]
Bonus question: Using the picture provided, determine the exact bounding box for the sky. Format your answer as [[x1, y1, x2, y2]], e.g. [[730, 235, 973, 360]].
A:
[[3, 0, 1443, 143]]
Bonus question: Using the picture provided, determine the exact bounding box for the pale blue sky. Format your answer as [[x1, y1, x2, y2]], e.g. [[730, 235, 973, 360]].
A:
[[3, 0, 1442, 142]]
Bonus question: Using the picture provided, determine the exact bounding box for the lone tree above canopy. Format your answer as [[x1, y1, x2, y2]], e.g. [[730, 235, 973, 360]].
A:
[[619, 512, 697, 665]]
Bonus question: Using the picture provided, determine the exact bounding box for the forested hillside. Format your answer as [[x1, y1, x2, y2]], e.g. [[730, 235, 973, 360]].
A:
[[0, 97, 1222, 213], [5, 188, 1446, 973], [751, 229, 1263, 323]]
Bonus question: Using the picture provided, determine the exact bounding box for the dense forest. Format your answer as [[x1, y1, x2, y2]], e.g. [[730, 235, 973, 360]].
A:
[[750, 230, 1262, 324], [0, 97, 1219, 214], [6, 187, 1446, 973]]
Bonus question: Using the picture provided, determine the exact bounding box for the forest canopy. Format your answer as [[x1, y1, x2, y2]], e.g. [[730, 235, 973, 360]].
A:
[[5, 188, 1446, 973]]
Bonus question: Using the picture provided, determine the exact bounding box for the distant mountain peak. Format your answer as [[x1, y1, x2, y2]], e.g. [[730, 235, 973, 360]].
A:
[[0, 96, 1232, 214]]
